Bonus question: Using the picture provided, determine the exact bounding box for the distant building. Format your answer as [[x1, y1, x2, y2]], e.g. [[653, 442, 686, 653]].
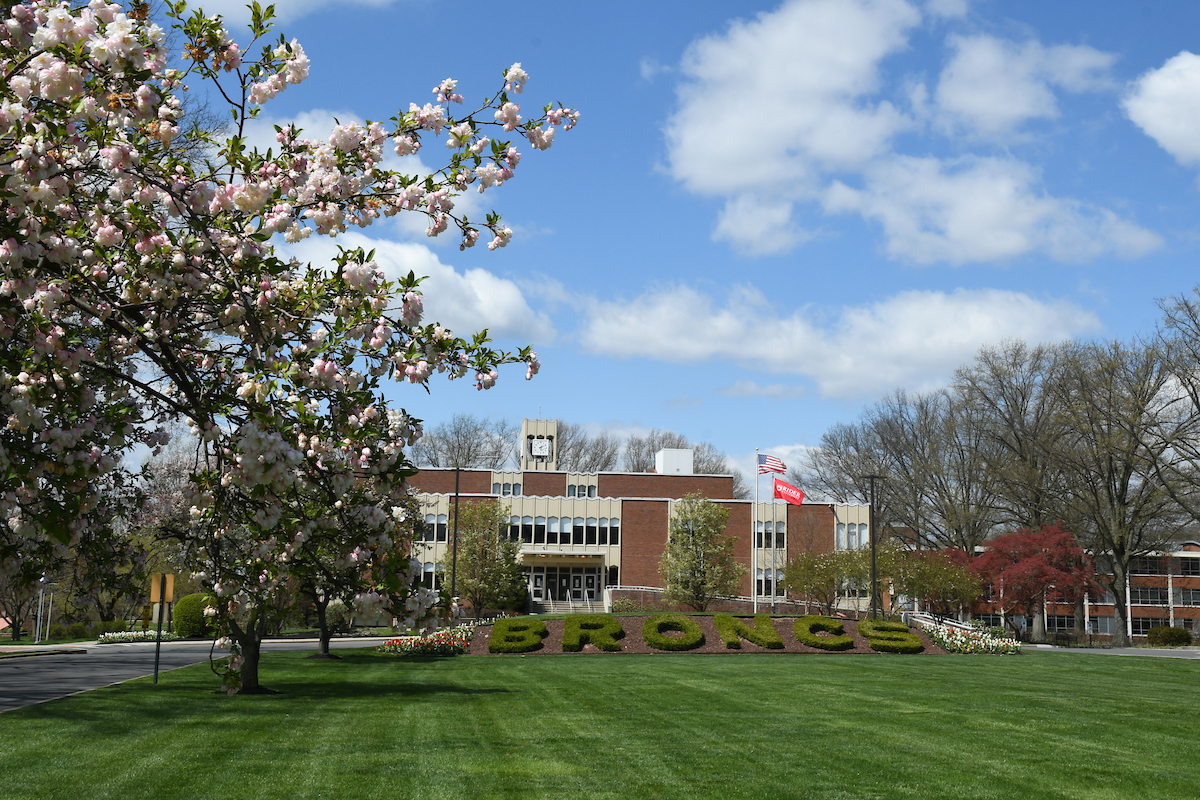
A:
[[408, 418, 872, 613]]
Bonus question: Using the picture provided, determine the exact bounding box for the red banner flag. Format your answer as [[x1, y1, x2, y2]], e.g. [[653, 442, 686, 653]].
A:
[[774, 478, 806, 506]]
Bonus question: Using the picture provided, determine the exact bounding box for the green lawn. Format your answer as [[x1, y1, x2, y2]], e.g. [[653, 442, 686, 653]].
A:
[[1, 650, 1196, 799]]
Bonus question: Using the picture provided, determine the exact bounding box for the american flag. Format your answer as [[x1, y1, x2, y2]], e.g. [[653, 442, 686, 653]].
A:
[[758, 454, 786, 475]]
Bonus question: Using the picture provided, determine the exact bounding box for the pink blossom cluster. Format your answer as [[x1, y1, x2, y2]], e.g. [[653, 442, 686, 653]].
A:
[[1, 0, 574, 693]]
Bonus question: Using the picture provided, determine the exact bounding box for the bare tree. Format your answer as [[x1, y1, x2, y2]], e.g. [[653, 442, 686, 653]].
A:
[[623, 429, 690, 472], [412, 414, 518, 469], [553, 422, 621, 472], [1045, 339, 1196, 646]]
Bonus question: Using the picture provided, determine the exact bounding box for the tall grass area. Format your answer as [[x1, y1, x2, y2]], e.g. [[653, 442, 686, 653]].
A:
[[2, 651, 1197, 799]]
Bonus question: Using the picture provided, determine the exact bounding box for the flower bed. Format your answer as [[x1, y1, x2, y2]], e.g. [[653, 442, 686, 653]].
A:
[[376, 626, 474, 656], [96, 630, 180, 644], [923, 622, 1021, 655]]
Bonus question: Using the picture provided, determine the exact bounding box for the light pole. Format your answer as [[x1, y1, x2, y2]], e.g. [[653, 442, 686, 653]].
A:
[[859, 475, 885, 620], [450, 466, 461, 596]]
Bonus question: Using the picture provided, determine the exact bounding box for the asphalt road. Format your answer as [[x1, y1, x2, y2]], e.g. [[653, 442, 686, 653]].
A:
[[0, 637, 391, 714]]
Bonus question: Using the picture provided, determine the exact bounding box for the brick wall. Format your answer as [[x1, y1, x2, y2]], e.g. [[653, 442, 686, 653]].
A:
[[619, 499, 670, 588], [522, 471, 566, 497], [787, 503, 835, 562], [408, 468, 493, 495], [597, 473, 734, 500], [718, 501, 753, 597]]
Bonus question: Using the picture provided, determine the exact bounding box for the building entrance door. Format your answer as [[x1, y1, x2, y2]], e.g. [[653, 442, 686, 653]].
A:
[[531, 573, 544, 602], [584, 573, 597, 600]]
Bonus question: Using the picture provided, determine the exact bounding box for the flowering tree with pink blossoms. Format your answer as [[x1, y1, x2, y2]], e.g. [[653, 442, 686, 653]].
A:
[[0, 1, 576, 692]]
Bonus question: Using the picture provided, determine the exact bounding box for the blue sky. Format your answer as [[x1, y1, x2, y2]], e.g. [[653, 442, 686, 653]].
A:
[[200, 0, 1200, 478]]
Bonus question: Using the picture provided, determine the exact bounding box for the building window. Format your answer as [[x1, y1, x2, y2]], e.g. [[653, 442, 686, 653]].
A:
[[512, 483, 522, 497], [775, 526, 785, 550], [859, 524, 870, 549], [1047, 615, 1074, 632], [436, 514, 447, 542], [836, 523, 846, 550], [1131, 587, 1170, 606], [1178, 558, 1200, 577], [1089, 588, 1116, 605], [1130, 557, 1163, 575], [423, 514, 436, 542], [1131, 617, 1163, 636], [567, 485, 576, 497], [1180, 588, 1200, 607], [502, 483, 512, 496], [509, 515, 520, 542], [521, 516, 533, 544], [573, 517, 585, 545], [609, 519, 620, 546], [764, 522, 773, 550], [547, 516, 559, 545], [775, 569, 785, 596], [492, 482, 501, 494], [975, 613, 1002, 627], [606, 566, 619, 587], [1088, 616, 1114, 635], [534, 517, 546, 544], [586, 518, 598, 545], [598, 518, 608, 545], [847, 524, 858, 550], [588, 485, 597, 498]]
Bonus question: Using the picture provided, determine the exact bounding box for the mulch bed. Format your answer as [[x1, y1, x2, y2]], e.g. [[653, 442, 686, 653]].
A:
[[467, 615, 946, 656]]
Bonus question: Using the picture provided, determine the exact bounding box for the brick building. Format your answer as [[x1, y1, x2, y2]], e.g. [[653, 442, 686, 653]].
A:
[[408, 418, 870, 612]]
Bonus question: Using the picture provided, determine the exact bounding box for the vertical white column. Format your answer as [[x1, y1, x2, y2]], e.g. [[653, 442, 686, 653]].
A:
[[1125, 573, 1133, 641], [1169, 569, 1175, 627], [1084, 591, 1090, 635], [753, 449, 759, 613]]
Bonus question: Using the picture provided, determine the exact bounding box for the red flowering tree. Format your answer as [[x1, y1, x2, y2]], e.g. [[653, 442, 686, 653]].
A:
[[972, 524, 1093, 641]]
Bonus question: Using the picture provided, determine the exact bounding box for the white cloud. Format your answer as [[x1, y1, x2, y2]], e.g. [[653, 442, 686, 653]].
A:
[[196, 0, 401, 28], [825, 155, 1162, 263], [663, 0, 1154, 263], [718, 381, 805, 400], [580, 284, 1100, 398], [280, 232, 555, 343], [1124, 52, 1200, 168], [640, 58, 672, 81], [924, 0, 968, 19], [935, 35, 1115, 138]]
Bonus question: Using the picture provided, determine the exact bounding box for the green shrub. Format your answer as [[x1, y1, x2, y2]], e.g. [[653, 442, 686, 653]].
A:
[[858, 619, 924, 654], [642, 614, 705, 651], [100, 619, 129, 634], [794, 616, 855, 651], [47, 623, 69, 640], [610, 598, 637, 613], [714, 614, 784, 649], [488, 618, 549, 653], [172, 593, 215, 638], [1147, 626, 1192, 647], [325, 598, 352, 632], [67, 622, 89, 639], [562, 615, 624, 652]]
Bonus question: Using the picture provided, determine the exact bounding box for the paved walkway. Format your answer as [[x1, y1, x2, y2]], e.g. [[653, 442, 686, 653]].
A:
[[0, 636, 392, 714], [1028, 643, 1200, 659]]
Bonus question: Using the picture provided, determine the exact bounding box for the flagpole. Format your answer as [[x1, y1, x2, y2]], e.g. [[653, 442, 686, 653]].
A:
[[753, 448, 759, 613], [771, 492, 777, 614]]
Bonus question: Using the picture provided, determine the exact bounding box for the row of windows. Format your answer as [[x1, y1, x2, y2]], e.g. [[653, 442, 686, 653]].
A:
[[1129, 557, 1200, 576], [754, 521, 787, 550], [567, 484, 597, 498], [836, 523, 870, 550], [422, 515, 447, 542], [492, 482, 523, 497], [756, 569, 786, 597], [507, 516, 620, 547]]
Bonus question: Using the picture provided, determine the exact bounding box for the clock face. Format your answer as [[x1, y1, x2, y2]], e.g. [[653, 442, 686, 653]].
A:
[[531, 439, 551, 457]]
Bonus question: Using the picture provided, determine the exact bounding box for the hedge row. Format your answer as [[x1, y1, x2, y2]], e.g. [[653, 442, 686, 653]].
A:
[[793, 616, 855, 651], [1147, 626, 1193, 647], [858, 619, 924, 654], [642, 614, 705, 651], [488, 618, 549, 653], [562, 615, 624, 652], [714, 614, 784, 650]]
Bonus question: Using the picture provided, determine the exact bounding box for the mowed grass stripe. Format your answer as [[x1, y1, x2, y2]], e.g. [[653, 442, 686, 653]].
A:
[[0, 650, 1197, 799]]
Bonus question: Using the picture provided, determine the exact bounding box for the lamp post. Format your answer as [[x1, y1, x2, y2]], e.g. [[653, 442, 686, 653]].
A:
[[450, 466, 461, 596], [859, 474, 885, 620]]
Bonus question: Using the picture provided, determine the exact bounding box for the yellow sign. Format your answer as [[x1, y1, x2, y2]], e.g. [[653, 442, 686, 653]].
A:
[[149, 573, 175, 603]]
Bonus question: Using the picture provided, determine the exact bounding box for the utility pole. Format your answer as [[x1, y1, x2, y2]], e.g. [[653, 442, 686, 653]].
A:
[[859, 474, 885, 620], [450, 466, 461, 596]]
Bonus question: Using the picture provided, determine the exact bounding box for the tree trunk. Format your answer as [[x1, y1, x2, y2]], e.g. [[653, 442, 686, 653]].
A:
[[230, 611, 274, 694], [309, 596, 338, 659], [1031, 606, 1047, 643], [8, 619, 22, 641], [1073, 595, 1085, 641]]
